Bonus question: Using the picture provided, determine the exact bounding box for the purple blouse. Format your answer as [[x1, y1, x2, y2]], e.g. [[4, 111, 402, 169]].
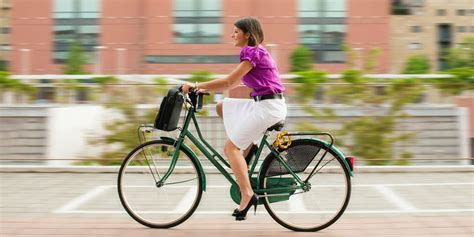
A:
[[240, 45, 285, 97]]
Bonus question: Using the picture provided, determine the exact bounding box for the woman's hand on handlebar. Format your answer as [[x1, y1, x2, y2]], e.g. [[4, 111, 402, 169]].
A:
[[181, 83, 194, 94], [181, 83, 209, 95]]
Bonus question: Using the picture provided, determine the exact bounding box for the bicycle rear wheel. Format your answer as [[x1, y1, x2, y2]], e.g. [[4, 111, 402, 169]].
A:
[[118, 139, 203, 228], [258, 139, 351, 232]]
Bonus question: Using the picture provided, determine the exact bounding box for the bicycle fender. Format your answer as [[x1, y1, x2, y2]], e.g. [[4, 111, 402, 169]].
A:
[[160, 136, 207, 191], [311, 138, 354, 177]]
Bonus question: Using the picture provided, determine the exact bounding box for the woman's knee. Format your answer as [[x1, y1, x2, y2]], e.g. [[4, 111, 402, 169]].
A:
[[224, 139, 239, 157], [216, 102, 223, 118]]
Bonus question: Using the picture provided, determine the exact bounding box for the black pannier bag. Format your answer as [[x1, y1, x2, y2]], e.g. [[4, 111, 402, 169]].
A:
[[154, 88, 184, 131]]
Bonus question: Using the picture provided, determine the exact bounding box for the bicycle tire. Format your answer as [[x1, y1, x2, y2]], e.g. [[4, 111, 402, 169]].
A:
[[258, 139, 351, 232], [118, 139, 203, 228]]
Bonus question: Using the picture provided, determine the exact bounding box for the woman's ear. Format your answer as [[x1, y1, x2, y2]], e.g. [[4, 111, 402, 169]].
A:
[[245, 32, 251, 39]]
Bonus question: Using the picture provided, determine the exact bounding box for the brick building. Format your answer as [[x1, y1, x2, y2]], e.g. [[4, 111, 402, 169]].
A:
[[5, 0, 390, 75]]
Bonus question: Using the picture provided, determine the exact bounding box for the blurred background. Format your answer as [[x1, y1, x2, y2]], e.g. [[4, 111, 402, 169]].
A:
[[0, 0, 472, 166], [0, 0, 473, 236]]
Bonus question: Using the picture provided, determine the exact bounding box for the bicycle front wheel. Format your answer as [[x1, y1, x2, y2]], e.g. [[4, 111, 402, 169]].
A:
[[259, 139, 351, 232], [118, 139, 203, 228]]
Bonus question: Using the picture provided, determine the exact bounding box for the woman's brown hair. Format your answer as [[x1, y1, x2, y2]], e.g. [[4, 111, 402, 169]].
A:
[[234, 17, 264, 46]]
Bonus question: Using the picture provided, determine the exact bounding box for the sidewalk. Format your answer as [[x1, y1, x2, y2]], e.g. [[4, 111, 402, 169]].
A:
[[1, 170, 473, 236]]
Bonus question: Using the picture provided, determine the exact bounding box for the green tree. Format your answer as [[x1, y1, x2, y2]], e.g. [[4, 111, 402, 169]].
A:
[[445, 36, 474, 69], [190, 70, 214, 83], [0, 71, 36, 98], [289, 46, 313, 72], [292, 68, 424, 165], [80, 81, 169, 165], [0, 57, 7, 71], [430, 67, 474, 95], [363, 48, 382, 73], [402, 55, 430, 74], [63, 42, 88, 75]]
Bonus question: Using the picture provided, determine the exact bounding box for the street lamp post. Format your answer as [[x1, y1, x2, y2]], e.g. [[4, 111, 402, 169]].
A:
[[115, 48, 126, 74], [94, 46, 107, 75], [19, 48, 31, 75]]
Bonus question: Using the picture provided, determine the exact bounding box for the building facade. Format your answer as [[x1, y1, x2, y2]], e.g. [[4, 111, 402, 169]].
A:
[[6, 0, 390, 75], [390, 0, 474, 73], [0, 0, 12, 70]]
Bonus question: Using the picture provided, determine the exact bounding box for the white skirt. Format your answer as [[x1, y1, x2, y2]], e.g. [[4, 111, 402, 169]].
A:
[[222, 97, 287, 150]]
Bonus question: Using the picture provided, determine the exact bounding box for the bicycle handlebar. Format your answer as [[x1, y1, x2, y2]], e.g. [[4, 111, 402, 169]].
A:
[[179, 85, 210, 112]]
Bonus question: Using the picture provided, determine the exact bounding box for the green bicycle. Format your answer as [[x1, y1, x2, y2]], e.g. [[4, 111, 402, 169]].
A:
[[117, 88, 354, 232]]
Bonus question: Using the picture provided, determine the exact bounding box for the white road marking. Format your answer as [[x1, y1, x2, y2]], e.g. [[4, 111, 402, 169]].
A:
[[54, 186, 109, 213], [375, 185, 417, 211], [174, 187, 198, 212], [55, 183, 474, 214], [288, 194, 306, 212]]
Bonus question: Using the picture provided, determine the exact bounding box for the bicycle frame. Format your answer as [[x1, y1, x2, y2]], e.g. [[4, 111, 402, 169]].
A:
[[155, 96, 308, 196]]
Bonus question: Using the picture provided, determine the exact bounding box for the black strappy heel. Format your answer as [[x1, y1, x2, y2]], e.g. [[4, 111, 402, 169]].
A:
[[234, 194, 258, 221]]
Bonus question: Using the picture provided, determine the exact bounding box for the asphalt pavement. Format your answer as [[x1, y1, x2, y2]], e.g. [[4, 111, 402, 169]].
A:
[[0, 168, 473, 237]]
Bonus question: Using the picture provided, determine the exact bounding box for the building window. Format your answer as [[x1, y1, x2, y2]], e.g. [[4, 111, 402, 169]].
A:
[[409, 43, 422, 49], [436, 9, 446, 16], [411, 25, 422, 32], [456, 9, 466, 16], [298, 0, 346, 17], [53, 0, 100, 64], [0, 27, 10, 34], [409, 0, 424, 7], [471, 26, 474, 32], [457, 26, 466, 33], [173, 0, 222, 44], [144, 55, 239, 64], [298, 0, 346, 63]]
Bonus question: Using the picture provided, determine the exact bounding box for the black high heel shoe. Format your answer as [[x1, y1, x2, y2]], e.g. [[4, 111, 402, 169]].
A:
[[232, 208, 239, 216], [234, 194, 258, 221]]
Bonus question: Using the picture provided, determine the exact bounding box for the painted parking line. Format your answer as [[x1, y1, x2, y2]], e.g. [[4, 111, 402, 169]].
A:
[[375, 185, 417, 212], [55, 183, 474, 214], [288, 193, 306, 212], [54, 186, 109, 213], [174, 187, 199, 212]]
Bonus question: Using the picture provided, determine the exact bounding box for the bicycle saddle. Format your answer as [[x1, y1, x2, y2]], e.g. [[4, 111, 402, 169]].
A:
[[266, 120, 285, 131]]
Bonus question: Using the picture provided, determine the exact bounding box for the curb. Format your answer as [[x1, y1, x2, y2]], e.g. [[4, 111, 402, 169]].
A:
[[0, 165, 473, 173]]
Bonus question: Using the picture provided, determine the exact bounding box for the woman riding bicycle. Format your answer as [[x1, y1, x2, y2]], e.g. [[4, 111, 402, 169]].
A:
[[182, 17, 287, 221]]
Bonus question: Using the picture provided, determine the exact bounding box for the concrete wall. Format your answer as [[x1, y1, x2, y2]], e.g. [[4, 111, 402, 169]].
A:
[[47, 106, 105, 165], [0, 105, 106, 165], [0, 106, 49, 164], [1, 103, 469, 165]]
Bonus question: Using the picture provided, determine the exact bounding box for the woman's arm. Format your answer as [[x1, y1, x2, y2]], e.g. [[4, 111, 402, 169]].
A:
[[182, 61, 253, 93]]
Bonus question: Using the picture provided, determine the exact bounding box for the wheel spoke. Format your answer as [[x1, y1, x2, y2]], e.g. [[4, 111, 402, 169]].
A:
[[259, 139, 351, 232], [118, 140, 202, 228]]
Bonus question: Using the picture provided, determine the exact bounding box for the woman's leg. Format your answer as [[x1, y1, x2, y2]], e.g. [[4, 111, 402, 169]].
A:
[[224, 139, 254, 210], [216, 102, 223, 118], [218, 102, 253, 157]]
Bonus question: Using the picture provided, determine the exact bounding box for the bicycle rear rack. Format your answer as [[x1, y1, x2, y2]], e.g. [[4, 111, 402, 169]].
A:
[[285, 132, 334, 147]]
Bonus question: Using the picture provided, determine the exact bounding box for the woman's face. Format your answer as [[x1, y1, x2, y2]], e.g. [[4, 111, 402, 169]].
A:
[[231, 27, 249, 48]]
